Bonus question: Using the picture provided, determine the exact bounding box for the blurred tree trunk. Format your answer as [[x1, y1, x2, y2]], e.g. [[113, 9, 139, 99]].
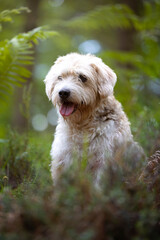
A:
[[117, 0, 143, 51], [12, 0, 41, 131]]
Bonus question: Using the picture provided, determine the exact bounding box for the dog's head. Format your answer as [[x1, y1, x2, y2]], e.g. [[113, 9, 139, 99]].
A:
[[44, 53, 117, 118]]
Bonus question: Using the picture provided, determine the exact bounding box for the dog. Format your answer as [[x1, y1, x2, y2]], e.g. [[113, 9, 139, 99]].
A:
[[44, 53, 145, 186]]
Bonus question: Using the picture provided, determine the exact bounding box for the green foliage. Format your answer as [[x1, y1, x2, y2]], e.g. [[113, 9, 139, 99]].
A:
[[63, 1, 160, 80], [0, 7, 30, 31], [0, 8, 57, 101], [103, 1, 160, 80], [65, 4, 133, 31], [0, 130, 160, 240], [0, 130, 32, 190], [0, 130, 51, 191]]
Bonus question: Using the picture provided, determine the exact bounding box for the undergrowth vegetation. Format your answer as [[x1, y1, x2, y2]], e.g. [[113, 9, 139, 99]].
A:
[[0, 128, 160, 240]]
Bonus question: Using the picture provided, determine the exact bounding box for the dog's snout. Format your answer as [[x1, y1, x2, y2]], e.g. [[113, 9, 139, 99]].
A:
[[59, 89, 70, 100]]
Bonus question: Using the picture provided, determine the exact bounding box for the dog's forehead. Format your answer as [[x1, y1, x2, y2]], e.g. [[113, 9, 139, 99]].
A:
[[55, 55, 93, 77], [59, 54, 90, 67]]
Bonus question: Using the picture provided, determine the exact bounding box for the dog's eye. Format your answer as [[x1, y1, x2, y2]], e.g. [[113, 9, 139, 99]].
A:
[[79, 74, 87, 83], [58, 76, 62, 80]]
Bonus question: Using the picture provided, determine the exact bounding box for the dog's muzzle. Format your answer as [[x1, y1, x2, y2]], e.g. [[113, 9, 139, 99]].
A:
[[59, 88, 70, 100], [58, 88, 77, 117]]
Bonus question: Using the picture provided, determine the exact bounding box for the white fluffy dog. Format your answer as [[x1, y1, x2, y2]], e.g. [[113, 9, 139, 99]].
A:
[[44, 53, 144, 186]]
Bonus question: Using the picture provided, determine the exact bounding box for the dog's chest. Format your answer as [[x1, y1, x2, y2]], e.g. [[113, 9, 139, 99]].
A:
[[68, 119, 115, 155]]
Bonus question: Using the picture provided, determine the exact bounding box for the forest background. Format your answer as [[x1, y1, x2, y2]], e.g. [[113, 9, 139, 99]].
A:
[[0, 0, 160, 239]]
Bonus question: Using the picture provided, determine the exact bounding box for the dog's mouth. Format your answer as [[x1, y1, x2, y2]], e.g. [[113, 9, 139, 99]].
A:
[[60, 102, 77, 117]]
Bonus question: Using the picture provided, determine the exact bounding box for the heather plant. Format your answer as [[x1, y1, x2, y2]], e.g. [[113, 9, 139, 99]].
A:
[[0, 145, 160, 240]]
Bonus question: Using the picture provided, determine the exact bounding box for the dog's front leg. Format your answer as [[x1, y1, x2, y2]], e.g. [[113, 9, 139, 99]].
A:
[[86, 149, 106, 189], [50, 133, 73, 185]]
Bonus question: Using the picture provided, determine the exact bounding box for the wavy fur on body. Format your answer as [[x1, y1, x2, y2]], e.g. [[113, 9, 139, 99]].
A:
[[44, 53, 144, 186]]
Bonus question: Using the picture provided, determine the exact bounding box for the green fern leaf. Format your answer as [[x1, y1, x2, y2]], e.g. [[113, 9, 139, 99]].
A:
[[0, 7, 30, 31], [0, 24, 57, 100], [64, 4, 134, 31]]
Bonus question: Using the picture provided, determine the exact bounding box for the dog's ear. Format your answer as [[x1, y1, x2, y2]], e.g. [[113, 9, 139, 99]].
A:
[[44, 56, 65, 101], [44, 66, 55, 101], [54, 56, 64, 64], [91, 60, 117, 98]]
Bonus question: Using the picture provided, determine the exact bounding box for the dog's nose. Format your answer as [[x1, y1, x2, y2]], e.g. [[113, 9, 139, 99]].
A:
[[59, 89, 70, 100]]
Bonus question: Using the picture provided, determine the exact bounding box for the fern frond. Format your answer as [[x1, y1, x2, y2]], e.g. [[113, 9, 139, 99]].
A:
[[101, 51, 142, 65], [15, 26, 57, 45], [0, 27, 57, 99], [101, 49, 160, 79], [0, 7, 30, 31], [132, 1, 160, 31], [63, 1, 160, 38], [64, 4, 134, 31]]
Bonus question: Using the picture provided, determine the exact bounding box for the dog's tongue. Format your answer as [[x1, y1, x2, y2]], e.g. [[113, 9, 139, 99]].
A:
[[60, 102, 75, 117]]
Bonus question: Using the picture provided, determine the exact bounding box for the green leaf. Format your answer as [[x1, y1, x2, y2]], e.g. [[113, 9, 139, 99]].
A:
[[0, 16, 57, 101], [0, 7, 30, 29], [64, 4, 134, 31]]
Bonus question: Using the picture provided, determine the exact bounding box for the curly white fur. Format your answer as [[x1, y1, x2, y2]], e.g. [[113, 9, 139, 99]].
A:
[[44, 53, 144, 186]]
